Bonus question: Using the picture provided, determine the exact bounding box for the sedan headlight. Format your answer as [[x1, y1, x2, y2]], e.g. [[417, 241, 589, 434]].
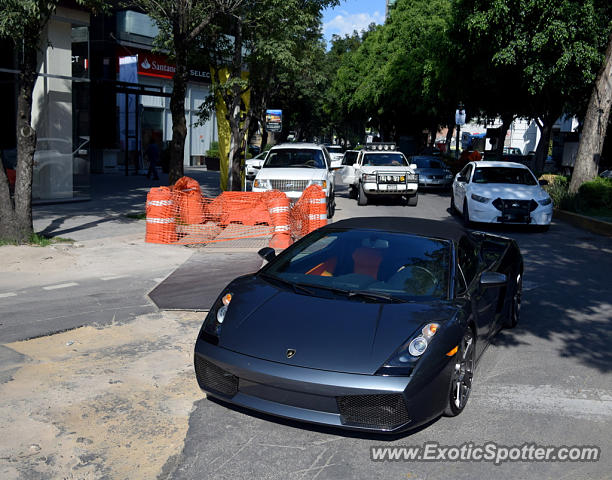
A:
[[201, 292, 233, 344], [376, 323, 439, 376], [471, 193, 490, 203], [538, 197, 552, 206], [310, 180, 327, 189], [253, 179, 271, 189], [362, 173, 377, 182]]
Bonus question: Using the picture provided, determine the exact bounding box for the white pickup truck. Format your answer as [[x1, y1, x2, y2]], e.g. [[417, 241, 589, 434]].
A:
[[339, 144, 419, 206]]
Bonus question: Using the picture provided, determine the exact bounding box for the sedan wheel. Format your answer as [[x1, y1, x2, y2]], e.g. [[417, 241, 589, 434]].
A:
[[327, 191, 335, 219], [462, 200, 471, 227], [444, 330, 475, 417], [450, 192, 457, 213]]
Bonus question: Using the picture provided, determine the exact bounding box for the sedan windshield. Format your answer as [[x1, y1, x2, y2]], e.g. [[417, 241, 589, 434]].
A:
[[472, 167, 537, 185], [363, 153, 408, 167], [413, 157, 444, 169], [264, 149, 326, 169], [262, 229, 450, 301]]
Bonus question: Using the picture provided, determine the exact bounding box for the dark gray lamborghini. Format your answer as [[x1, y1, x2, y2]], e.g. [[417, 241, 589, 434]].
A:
[[194, 217, 523, 433]]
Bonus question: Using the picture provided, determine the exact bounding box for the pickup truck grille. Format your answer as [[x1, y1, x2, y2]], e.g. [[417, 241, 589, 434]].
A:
[[269, 179, 310, 192], [377, 172, 418, 184]]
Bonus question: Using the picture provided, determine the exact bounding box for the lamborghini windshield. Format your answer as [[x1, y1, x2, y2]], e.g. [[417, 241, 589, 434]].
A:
[[262, 229, 451, 301]]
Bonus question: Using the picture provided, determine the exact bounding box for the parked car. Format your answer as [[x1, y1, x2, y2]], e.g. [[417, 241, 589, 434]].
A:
[[252, 143, 337, 218], [339, 143, 419, 206], [194, 217, 524, 433], [451, 161, 553, 228], [326, 145, 344, 168], [411, 155, 454, 188], [245, 152, 267, 181]]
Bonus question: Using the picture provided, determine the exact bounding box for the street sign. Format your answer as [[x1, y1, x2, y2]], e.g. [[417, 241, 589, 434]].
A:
[[455, 108, 466, 126], [266, 109, 282, 133]]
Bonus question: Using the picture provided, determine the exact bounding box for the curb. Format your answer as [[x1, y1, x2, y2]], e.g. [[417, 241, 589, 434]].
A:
[[553, 209, 612, 237]]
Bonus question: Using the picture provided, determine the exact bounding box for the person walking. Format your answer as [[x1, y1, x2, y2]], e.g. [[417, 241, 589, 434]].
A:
[[145, 136, 160, 180]]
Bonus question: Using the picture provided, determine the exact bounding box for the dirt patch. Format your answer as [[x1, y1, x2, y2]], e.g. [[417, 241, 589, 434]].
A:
[[0, 311, 205, 479]]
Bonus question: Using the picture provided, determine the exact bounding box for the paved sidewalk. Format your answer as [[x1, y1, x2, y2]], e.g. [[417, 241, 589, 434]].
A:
[[0, 168, 244, 343]]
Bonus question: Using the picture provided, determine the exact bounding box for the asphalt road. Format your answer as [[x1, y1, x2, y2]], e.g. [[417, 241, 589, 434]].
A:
[[168, 185, 612, 480]]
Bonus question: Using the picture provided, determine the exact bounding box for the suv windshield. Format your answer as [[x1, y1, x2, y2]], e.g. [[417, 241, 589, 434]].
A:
[[363, 153, 407, 167], [262, 229, 450, 301], [472, 167, 537, 185], [264, 149, 327, 169]]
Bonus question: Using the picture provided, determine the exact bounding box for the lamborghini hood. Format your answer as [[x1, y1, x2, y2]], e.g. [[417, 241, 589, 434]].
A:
[[217, 277, 456, 375]]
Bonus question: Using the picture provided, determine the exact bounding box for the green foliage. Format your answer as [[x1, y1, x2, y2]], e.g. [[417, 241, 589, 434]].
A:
[[578, 177, 612, 209], [206, 141, 220, 158]]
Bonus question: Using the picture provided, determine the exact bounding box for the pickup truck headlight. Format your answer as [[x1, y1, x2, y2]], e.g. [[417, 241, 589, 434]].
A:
[[538, 197, 552, 206], [310, 180, 327, 188], [471, 193, 490, 203], [376, 323, 439, 376], [253, 179, 271, 189], [362, 173, 377, 182]]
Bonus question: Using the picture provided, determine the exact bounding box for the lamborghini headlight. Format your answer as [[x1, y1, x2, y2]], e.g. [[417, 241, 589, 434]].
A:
[[202, 292, 233, 343], [376, 323, 440, 375]]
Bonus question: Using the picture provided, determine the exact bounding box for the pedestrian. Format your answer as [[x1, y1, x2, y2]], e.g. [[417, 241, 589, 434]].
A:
[[145, 137, 160, 180]]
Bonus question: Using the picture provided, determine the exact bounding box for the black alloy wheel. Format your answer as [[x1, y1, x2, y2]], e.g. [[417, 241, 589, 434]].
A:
[[505, 273, 522, 328], [444, 329, 475, 417]]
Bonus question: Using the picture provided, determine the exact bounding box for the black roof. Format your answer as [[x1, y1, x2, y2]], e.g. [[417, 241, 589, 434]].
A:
[[324, 217, 467, 243]]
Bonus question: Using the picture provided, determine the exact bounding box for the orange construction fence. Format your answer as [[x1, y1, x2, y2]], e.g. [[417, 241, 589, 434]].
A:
[[145, 177, 327, 248]]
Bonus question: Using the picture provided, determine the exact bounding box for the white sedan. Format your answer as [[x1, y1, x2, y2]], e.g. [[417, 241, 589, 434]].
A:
[[451, 161, 553, 227]]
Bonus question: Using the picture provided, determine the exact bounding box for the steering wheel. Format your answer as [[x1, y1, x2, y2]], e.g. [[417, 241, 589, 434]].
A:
[[304, 160, 316, 167], [393, 265, 439, 291]]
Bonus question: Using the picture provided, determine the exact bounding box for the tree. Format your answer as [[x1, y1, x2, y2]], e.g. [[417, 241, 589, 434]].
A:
[[0, 0, 106, 244], [202, 0, 336, 190], [130, 0, 244, 185], [570, 32, 612, 192], [454, 0, 612, 170]]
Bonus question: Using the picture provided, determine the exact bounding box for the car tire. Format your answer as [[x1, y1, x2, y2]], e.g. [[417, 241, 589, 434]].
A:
[[407, 192, 418, 207], [348, 186, 357, 199], [450, 192, 457, 213], [358, 182, 368, 206], [504, 273, 522, 329], [443, 328, 475, 417], [463, 200, 471, 227], [327, 190, 335, 219]]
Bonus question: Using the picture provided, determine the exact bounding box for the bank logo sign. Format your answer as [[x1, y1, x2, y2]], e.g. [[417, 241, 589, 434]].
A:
[[137, 53, 210, 83]]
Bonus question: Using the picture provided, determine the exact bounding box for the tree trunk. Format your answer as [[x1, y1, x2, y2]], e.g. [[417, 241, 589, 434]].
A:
[[169, 32, 189, 185], [534, 113, 555, 175], [226, 19, 246, 191], [570, 32, 612, 193], [494, 113, 513, 161], [0, 32, 38, 243]]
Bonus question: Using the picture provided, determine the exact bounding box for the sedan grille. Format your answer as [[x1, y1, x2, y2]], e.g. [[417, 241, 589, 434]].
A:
[[269, 179, 310, 192], [492, 198, 538, 212], [194, 356, 238, 398], [336, 394, 410, 430]]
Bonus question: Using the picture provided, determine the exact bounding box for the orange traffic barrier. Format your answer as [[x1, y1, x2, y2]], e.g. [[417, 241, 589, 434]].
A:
[[146, 187, 177, 244], [307, 185, 328, 232], [144, 177, 328, 248], [269, 193, 291, 249], [173, 176, 205, 224]]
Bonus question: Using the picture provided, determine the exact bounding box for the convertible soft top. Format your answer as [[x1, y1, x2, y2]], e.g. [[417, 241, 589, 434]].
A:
[[326, 217, 467, 243]]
